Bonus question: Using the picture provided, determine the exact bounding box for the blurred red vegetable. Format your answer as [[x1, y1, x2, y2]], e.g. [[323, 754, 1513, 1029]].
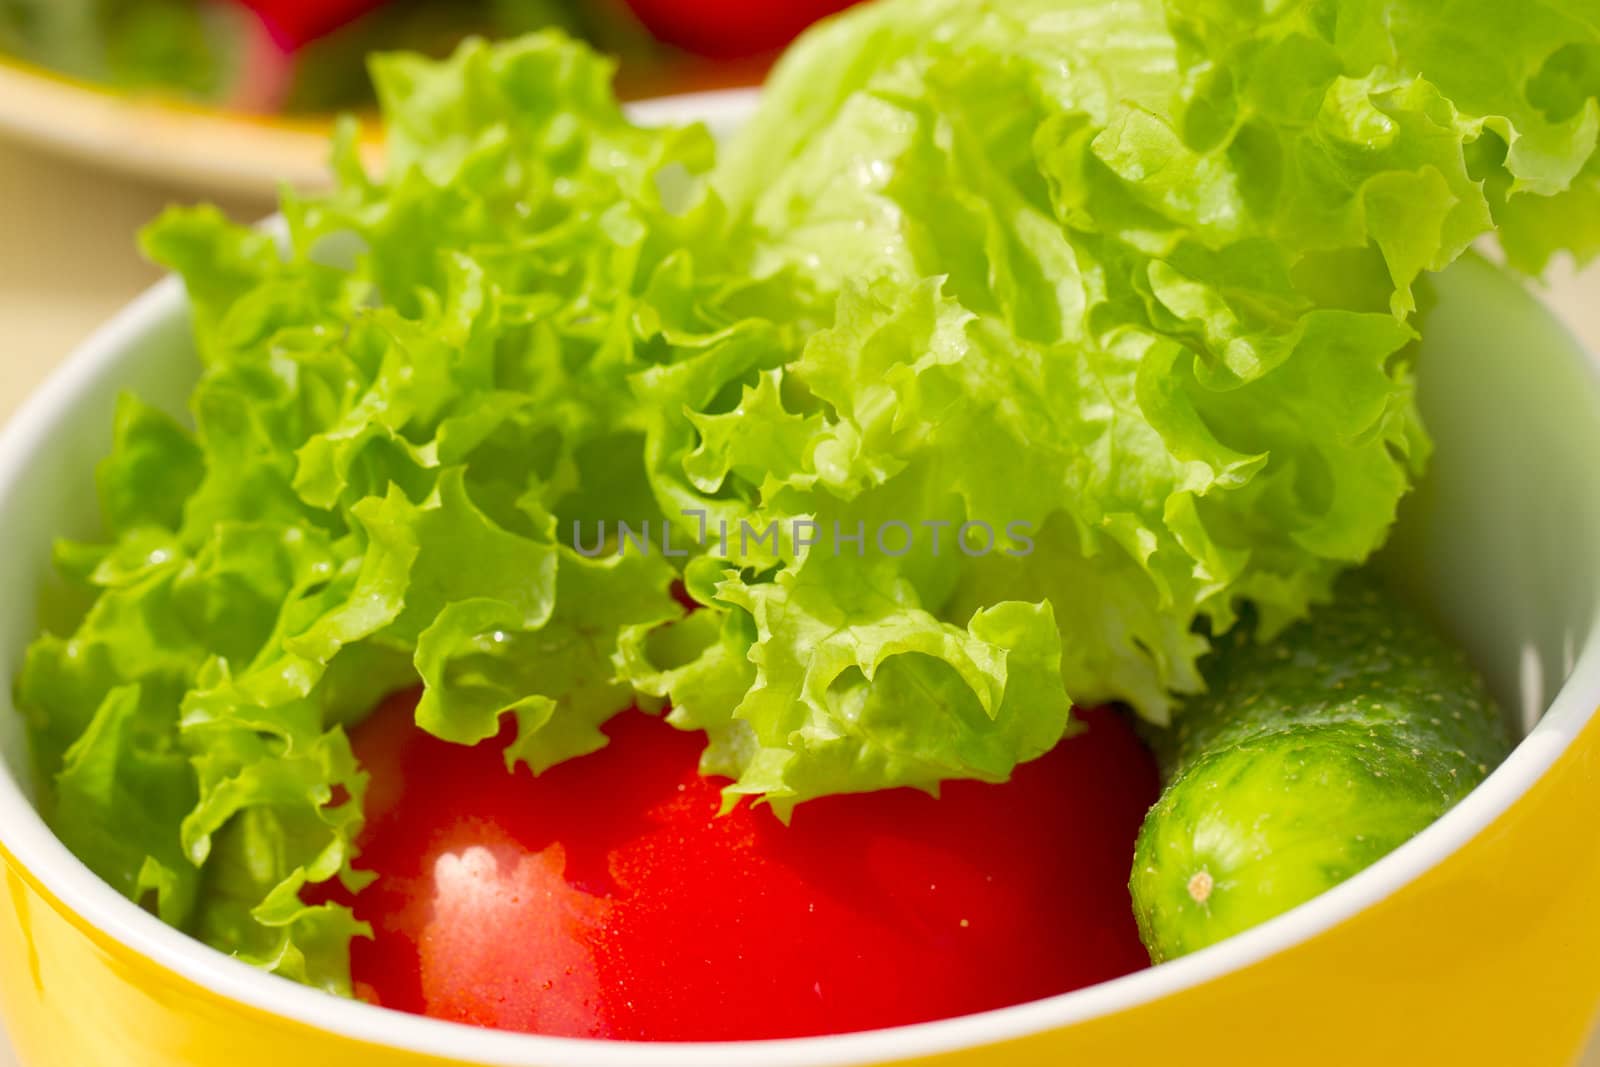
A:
[[619, 0, 864, 58], [235, 0, 389, 49]]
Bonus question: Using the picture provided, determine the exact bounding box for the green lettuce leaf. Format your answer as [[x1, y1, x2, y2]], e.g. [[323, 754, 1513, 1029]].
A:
[[703, 0, 1594, 734], [19, 32, 733, 989]]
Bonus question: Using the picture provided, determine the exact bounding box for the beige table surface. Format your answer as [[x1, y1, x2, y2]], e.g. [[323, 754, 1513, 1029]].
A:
[[1, 131, 1598, 1065]]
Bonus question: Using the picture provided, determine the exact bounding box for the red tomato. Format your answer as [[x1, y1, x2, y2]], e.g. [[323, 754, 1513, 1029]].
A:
[[620, 0, 866, 59], [328, 692, 1157, 1040], [232, 0, 388, 49]]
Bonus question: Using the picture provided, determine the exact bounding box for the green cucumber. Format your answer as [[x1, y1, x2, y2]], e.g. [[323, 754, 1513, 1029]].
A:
[[1130, 575, 1512, 962]]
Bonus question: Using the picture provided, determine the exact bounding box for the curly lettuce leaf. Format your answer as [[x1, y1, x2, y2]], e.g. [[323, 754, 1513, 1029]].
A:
[[50, 685, 199, 927], [18, 33, 729, 990], [1160, 0, 1600, 276], [700, 0, 1595, 740]]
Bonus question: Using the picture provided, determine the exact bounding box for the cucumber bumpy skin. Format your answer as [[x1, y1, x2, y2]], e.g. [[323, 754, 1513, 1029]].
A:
[[1129, 576, 1512, 963]]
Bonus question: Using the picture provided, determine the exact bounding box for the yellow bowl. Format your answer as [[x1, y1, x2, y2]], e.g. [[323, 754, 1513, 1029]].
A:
[[2, 93, 1599, 1067]]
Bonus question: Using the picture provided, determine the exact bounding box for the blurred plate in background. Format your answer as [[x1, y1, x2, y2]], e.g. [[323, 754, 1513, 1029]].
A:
[[0, 56, 368, 196], [0, 0, 845, 197]]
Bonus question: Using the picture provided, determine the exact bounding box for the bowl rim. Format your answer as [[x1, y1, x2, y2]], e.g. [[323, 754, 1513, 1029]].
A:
[[1, 92, 1599, 1067]]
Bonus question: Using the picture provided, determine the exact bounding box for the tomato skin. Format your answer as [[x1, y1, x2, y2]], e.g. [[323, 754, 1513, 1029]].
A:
[[333, 693, 1158, 1041], [619, 0, 865, 59]]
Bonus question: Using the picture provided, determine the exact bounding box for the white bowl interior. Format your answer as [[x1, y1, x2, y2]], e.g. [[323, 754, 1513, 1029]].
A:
[[1385, 256, 1600, 735]]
